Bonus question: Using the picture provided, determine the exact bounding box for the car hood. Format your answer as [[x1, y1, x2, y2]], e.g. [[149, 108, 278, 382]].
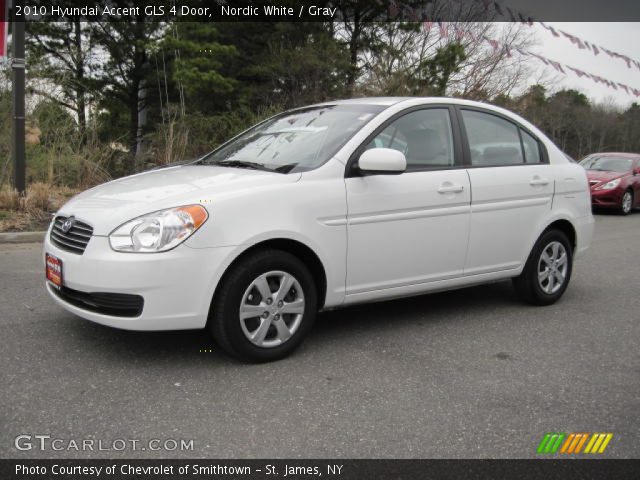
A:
[[57, 165, 301, 235], [586, 170, 625, 184]]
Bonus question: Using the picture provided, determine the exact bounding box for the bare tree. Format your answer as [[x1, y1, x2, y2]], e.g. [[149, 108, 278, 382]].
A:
[[449, 22, 535, 100], [356, 20, 536, 100]]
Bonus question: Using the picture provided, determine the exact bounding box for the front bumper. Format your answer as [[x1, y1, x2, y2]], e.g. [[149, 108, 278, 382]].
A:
[[44, 232, 238, 330], [589, 187, 623, 209]]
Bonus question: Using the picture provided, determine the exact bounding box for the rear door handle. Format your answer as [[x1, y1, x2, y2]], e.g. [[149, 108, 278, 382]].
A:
[[437, 184, 465, 194], [529, 177, 550, 186]]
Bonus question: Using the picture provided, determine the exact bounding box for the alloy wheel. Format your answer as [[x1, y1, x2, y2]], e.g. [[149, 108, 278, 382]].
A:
[[622, 192, 632, 214], [537, 241, 568, 295], [239, 271, 305, 348]]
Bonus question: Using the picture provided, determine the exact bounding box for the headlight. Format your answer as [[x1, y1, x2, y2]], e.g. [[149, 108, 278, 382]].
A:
[[109, 205, 208, 253], [596, 178, 621, 190]]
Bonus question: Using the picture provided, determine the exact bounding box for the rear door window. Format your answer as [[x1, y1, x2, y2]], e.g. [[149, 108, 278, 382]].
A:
[[461, 109, 544, 167], [461, 110, 524, 166]]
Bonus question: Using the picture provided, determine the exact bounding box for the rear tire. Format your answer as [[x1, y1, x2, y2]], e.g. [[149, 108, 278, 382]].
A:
[[620, 190, 633, 215], [513, 229, 573, 306], [209, 249, 317, 362]]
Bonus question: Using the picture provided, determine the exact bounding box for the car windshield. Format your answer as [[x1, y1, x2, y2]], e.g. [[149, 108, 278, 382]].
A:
[[197, 104, 385, 173], [580, 155, 633, 172]]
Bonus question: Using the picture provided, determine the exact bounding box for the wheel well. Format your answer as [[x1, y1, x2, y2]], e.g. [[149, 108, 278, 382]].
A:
[[219, 238, 328, 309], [545, 220, 577, 251]]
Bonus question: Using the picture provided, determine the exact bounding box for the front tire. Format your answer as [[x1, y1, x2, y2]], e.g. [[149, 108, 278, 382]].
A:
[[621, 190, 633, 215], [209, 249, 317, 362], [513, 229, 573, 306]]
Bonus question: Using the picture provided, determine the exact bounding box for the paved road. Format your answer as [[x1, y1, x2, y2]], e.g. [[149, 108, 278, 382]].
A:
[[1, 213, 639, 459]]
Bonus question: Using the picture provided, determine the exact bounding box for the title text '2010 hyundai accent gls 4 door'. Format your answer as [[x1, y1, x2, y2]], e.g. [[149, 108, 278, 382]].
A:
[[45, 98, 594, 362]]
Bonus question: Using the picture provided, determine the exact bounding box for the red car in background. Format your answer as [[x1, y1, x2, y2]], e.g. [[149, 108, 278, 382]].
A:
[[579, 153, 640, 215]]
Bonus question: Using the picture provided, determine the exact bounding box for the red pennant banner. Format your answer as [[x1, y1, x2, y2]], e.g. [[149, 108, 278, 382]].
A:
[[484, 1, 640, 73], [484, 37, 498, 53], [548, 59, 565, 74], [388, 0, 400, 18], [408, 4, 640, 99], [438, 21, 447, 37]]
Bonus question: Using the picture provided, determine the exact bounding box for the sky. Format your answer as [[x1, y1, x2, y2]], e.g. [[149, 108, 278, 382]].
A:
[[525, 22, 640, 108]]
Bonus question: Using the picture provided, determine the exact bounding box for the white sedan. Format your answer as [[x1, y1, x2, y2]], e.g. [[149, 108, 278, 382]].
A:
[[44, 97, 594, 361]]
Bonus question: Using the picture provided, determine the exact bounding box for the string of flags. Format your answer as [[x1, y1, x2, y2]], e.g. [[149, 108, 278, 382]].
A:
[[536, 22, 640, 72], [386, 1, 640, 97], [449, 0, 640, 72], [421, 22, 640, 98]]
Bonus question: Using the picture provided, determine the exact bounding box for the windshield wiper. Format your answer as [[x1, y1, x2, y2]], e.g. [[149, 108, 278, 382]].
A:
[[215, 160, 271, 171]]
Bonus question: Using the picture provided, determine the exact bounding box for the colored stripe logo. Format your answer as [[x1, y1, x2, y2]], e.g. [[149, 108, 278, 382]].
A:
[[537, 433, 613, 454]]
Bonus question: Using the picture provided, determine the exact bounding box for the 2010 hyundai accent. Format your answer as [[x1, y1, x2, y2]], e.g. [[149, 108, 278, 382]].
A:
[[45, 98, 594, 361]]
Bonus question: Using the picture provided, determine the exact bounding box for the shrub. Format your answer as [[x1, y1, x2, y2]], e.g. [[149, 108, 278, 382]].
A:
[[0, 188, 20, 210], [25, 182, 50, 212]]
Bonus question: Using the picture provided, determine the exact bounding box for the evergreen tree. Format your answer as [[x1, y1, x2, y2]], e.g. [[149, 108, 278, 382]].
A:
[[27, 19, 93, 138]]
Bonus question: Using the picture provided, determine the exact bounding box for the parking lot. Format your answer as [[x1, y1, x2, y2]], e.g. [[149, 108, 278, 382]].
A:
[[1, 213, 639, 459]]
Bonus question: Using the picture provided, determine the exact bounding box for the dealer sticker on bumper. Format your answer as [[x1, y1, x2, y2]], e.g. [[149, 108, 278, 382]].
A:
[[46, 253, 63, 289]]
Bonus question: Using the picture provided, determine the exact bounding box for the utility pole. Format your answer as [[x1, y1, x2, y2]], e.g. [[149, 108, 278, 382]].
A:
[[12, 8, 25, 194]]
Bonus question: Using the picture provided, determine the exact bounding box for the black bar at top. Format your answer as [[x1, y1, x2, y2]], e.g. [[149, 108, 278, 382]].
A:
[[11, 0, 640, 23]]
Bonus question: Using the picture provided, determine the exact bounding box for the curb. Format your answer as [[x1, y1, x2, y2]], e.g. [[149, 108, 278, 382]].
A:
[[0, 231, 47, 244]]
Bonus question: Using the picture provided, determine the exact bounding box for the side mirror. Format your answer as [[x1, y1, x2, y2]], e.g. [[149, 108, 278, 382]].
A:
[[634, 167, 640, 176], [358, 148, 406, 175]]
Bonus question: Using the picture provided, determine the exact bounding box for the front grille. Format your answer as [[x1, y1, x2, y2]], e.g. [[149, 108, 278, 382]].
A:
[[50, 216, 93, 254], [51, 285, 144, 317], [589, 180, 600, 186]]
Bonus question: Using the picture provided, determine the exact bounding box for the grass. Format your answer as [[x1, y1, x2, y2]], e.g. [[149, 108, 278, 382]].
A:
[[0, 183, 79, 233]]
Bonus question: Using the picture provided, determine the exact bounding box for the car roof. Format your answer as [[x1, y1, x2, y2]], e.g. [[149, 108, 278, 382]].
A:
[[585, 152, 640, 158], [310, 97, 411, 107], [311, 96, 519, 112]]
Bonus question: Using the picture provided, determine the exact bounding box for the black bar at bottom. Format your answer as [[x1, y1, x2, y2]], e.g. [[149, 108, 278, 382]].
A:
[[1, 459, 639, 480]]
